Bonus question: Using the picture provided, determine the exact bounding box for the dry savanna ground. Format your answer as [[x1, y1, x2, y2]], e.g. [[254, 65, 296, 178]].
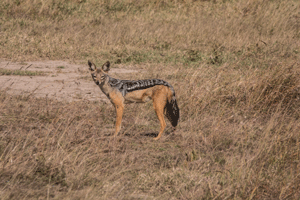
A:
[[0, 0, 300, 199]]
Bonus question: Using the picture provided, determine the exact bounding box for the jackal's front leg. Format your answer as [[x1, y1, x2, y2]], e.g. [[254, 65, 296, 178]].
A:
[[114, 104, 124, 137], [109, 92, 125, 137]]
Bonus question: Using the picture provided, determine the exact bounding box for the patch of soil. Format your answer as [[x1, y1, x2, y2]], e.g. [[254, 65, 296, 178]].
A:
[[0, 60, 139, 102]]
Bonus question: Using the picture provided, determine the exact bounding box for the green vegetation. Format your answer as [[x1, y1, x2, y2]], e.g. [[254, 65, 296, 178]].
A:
[[0, 0, 300, 199], [0, 68, 45, 76]]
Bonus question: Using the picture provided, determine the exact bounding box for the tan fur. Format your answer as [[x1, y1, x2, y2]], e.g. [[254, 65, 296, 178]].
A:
[[88, 61, 176, 140]]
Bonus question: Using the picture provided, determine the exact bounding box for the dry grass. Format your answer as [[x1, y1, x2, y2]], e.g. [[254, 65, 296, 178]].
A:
[[1, 0, 300, 199]]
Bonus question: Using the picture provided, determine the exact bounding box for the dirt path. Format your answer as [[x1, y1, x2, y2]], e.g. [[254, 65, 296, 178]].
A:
[[0, 60, 138, 102]]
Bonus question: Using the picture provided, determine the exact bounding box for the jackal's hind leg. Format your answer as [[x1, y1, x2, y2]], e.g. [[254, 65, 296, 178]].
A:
[[153, 97, 167, 140]]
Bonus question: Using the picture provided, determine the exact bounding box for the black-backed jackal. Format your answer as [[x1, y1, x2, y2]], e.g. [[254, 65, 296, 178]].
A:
[[88, 61, 179, 140]]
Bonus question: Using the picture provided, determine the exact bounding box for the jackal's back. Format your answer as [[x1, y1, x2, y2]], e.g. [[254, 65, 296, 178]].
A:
[[108, 77, 175, 96]]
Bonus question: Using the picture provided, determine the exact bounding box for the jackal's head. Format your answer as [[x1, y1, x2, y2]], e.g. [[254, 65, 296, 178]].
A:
[[88, 61, 110, 85]]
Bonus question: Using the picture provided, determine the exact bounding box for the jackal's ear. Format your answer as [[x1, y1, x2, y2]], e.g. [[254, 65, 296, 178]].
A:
[[102, 61, 110, 72], [88, 60, 96, 71]]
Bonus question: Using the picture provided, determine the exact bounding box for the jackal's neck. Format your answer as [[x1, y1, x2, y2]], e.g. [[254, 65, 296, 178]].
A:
[[99, 74, 112, 97]]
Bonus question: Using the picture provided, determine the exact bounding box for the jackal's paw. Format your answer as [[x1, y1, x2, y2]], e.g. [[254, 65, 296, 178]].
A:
[[153, 136, 161, 140], [113, 133, 119, 137]]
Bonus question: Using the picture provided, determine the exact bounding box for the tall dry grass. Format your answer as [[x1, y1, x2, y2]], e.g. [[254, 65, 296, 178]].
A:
[[1, 0, 300, 199]]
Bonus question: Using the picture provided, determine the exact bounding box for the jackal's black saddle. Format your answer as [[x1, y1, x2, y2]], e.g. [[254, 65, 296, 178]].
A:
[[108, 76, 175, 96]]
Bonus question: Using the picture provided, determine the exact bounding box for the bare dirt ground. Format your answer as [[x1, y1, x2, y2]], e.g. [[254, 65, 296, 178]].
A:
[[0, 60, 138, 102]]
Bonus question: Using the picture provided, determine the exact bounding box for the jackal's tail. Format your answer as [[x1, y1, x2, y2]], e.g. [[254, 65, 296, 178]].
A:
[[165, 95, 180, 127]]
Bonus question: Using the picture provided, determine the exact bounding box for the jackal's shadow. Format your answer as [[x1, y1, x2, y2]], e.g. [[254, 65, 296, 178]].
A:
[[140, 131, 172, 138]]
